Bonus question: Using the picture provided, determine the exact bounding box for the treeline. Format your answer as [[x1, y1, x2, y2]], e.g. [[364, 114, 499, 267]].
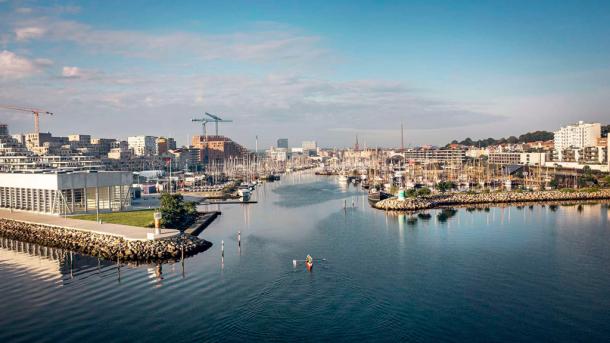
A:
[[449, 130, 554, 147]]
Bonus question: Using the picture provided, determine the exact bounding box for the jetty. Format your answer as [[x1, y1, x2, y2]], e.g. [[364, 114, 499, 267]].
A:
[[0, 209, 212, 261], [184, 211, 221, 236], [374, 189, 610, 211], [203, 200, 258, 205]]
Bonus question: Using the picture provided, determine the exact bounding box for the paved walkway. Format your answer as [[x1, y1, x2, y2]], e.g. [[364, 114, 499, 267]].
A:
[[0, 209, 180, 241]]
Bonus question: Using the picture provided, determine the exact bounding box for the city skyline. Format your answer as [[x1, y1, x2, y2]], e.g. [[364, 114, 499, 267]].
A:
[[2, 0, 610, 148]]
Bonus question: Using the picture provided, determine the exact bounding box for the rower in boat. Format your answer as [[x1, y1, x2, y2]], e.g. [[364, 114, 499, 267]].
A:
[[306, 255, 313, 271]]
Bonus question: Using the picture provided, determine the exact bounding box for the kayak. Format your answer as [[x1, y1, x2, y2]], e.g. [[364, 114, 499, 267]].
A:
[[306, 261, 313, 271]]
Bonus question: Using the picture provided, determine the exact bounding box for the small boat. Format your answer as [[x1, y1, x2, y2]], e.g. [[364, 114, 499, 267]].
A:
[[367, 189, 392, 205], [338, 174, 348, 184], [305, 254, 314, 271], [237, 187, 251, 197]]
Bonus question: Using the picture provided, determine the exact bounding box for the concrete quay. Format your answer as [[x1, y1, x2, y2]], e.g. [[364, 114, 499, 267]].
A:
[[0, 209, 179, 241]]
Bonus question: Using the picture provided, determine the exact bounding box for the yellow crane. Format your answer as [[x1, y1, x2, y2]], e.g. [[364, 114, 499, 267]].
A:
[[0, 105, 53, 134]]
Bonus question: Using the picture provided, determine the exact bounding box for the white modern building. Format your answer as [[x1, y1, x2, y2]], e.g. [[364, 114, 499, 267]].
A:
[[488, 152, 547, 166], [554, 121, 601, 161], [0, 171, 132, 215], [128, 136, 157, 156], [302, 140, 317, 150]]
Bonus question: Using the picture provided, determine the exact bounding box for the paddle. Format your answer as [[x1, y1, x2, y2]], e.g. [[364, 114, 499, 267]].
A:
[[292, 258, 327, 266]]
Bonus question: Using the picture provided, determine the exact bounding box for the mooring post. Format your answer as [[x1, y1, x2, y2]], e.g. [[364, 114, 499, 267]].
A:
[[238, 231, 241, 246], [221, 240, 224, 257]]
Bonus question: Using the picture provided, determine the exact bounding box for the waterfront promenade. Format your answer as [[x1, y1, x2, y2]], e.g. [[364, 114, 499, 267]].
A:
[[0, 209, 179, 241]]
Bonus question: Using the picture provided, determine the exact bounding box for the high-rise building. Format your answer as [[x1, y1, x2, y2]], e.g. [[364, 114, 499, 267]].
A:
[[156, 137, 169, 155], [277, 138, 288, 149], [0, 124, 8, 137], [128, 136, 158, 156], [554, 121, 601, 161]]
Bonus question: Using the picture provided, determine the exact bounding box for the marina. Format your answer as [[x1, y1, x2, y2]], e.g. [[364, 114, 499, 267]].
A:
[[1, 2, 610, 342], [1, 173, 610, 342]]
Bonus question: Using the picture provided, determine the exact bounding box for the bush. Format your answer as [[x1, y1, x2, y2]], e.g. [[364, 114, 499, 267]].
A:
[[416, 187, 431, 197]]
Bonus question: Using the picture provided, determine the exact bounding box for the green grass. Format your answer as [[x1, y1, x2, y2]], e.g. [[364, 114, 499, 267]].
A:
[[72, 209, 156, 228]]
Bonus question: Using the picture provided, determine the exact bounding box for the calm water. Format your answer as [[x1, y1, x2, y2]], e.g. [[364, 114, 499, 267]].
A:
[[1, 173, 610, 342]]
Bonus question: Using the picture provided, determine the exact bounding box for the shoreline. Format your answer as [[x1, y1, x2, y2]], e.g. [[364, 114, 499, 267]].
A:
[[374, 189, 610, 211]]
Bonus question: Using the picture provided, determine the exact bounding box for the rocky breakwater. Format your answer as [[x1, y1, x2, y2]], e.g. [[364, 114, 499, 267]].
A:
[[0, 218, 212, 262], [374, 197, 433, 211], [374, 189, 610, 211]]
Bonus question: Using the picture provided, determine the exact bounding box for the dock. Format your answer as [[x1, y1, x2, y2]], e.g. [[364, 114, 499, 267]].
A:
[[184, 211, 221, 236], [203, 200, 258, 205]]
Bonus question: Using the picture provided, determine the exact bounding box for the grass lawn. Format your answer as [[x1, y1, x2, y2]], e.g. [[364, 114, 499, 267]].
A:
[[72, 209, 156, 228]]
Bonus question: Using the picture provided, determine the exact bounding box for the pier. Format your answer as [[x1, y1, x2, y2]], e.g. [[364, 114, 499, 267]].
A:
[[0, 209, 179, 241], [0, 209, 212, 261]]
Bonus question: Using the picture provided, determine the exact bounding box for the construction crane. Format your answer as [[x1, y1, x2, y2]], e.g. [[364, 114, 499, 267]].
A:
[[204, 112, 232, 136], [191, 117, 211, 141], [0, 105, 53, 134]]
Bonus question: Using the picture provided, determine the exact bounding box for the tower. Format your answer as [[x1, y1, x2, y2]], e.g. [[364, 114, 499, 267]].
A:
[[401, 122, 404, 151]]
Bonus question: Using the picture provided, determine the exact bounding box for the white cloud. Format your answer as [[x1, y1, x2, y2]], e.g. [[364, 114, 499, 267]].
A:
[[15, 26, 46, 41], [61, 66, 81, 78], [8, 18, 329, 65], [0, 50, 37, 80]]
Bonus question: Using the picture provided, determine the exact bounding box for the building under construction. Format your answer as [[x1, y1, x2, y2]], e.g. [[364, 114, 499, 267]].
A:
[[191, 135, 248, 165]]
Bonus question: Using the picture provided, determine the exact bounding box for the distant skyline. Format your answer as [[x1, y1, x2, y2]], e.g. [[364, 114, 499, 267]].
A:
[[1, 0, 610, 148]]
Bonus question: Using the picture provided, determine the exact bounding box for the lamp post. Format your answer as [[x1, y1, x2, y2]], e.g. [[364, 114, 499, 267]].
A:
[[95, 171, 100, 223]]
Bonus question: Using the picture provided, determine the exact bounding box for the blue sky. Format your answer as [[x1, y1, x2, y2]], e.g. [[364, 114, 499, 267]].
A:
[[1, 0, 609, 148]]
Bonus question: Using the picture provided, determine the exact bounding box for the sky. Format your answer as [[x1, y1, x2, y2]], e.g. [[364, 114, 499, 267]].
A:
[[1, 0, 610, 149]]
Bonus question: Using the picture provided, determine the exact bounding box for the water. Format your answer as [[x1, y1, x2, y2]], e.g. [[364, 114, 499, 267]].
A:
[[1, 173, 610, 342]]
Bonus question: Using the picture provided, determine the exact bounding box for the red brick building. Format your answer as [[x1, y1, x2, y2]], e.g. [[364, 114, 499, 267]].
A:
[[191, 135, 247, 164]]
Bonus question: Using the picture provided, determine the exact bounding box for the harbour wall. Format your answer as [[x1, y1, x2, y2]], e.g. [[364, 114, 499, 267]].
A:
[[0, 218, 212, 262]]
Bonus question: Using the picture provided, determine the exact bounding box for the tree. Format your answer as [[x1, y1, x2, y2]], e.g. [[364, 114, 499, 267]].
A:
[[159, 193, 198, 229], [449, 130, 554, 147], [435, 181, 455, 193]]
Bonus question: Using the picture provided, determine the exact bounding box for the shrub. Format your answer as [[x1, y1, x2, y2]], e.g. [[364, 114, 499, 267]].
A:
[[416, 187, 431, 197]]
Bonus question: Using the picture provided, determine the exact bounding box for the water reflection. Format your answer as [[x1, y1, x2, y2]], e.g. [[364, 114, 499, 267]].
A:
[[417, 213, 432, 220], [0, 237, 187, 287], [273, 181, 358, 208], [437, 208, 458, 223]]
